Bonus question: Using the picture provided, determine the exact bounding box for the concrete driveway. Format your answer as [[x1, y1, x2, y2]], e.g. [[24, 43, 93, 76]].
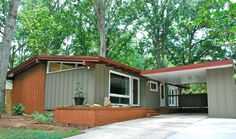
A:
[[67, 114, 236, 139]]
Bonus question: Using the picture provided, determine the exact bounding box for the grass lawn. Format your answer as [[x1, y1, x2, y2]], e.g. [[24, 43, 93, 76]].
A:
[[0, 128, 80, 139]]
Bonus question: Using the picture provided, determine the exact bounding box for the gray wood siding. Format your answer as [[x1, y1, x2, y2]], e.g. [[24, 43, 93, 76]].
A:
[[207, 67, 236, 118], [45, 64, 160, 109], [140, 78, 160, 109], [45, 68, 95, 109], [94, 64, 110, 104]]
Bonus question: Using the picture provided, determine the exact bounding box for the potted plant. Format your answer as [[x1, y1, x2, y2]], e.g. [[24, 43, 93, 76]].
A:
[[74, 82, 85, 105]]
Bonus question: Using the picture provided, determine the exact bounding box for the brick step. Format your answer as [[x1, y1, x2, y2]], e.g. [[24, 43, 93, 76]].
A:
[[146, 112, 160, 117], [160, 107, 169, 114]]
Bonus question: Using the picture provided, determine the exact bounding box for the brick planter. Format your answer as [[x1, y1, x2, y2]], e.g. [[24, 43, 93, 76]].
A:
[[54, 106, 159, 127]]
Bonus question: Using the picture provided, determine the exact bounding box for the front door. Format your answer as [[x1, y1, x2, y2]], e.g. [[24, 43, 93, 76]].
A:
[[168, 85, 179, 107]]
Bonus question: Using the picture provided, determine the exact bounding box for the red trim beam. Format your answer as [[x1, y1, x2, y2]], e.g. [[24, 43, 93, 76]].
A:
[[141, 60, 234, 75]]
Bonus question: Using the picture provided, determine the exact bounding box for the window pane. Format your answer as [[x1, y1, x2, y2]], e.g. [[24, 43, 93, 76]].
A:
[[151, 82, 157, 90], [61, 63, 76, 70], [49, 63, 61, 72], [133, 79, 138, 105], [110, 97, 129, 105], [110, 73, 129, 96], [76, 64, 84, 68]]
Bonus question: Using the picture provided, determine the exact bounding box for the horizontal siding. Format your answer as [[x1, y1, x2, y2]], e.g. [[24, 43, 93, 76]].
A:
[[45, 68, 95, 109], [12, 64, 46, 113]]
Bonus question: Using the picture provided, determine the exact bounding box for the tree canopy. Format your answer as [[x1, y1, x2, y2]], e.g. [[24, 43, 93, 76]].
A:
[[1, 0, 235, 70]]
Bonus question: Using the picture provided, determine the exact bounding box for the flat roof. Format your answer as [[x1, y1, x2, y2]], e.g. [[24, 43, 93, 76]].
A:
[[8, 55, 234, 85], [141, 60, 234, 84]]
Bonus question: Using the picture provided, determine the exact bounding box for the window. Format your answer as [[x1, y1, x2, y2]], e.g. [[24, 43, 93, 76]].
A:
[[132, 78, 140, 106], [109, 70, 140, 106], [109, 71, 130, 105], [61, 63, 76, 70], [168, 85, 179, 107], [47, 61, 83, 73], [49, 62, 61, 72], [150, 81, 158, 92], [160, 84, 164, 99]]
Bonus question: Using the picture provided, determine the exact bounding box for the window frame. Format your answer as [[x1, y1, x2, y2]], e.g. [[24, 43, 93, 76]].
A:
[[150, 81, 158, 92], [47, 61, 84, 74], [108, 70, 140, 106], [131, 77, 140, 106]]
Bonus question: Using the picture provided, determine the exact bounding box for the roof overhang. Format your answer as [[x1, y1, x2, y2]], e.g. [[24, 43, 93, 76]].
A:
[[141, 60, 234, 85], [8, 55, 141, 79]]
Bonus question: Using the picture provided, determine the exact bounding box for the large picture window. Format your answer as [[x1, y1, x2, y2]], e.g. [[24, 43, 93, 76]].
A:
[[109, 70, 140, 106], [110, 72, 130, 96]]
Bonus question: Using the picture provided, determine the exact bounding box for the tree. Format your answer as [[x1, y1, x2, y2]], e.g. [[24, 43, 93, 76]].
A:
[[0, 0, 9, 36], [91, 0, 106, 57], [169, 0, 236, 65], [0, 0, 20, 106], [134, 0, 180, 68], [90, 0, 138, 58]]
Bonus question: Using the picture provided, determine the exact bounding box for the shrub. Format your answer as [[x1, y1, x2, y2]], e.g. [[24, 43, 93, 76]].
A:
[[32, 112, 54, 124], [12, 103, 24, 115]]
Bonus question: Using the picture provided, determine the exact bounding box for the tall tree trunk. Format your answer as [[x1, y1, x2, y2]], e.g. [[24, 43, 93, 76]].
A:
[[153, 37, 161, 68], [156, 42, 161, 68], [99, 16, 105, 57], [0, 0, 20, 104], [93, 0, 106, 57]]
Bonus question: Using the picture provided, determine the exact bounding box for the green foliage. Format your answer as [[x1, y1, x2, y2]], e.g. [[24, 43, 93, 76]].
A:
[[12, 103, 24, 115], [182, 83, 207, 94], [5, 0, 235, 71], [0, 128, 80, 139], [74, 82, 84, 98], [0, 102, 6, 114], [234, 74, 236, 79], [0, 0, 9, 33], [31, 112, 54, 124]]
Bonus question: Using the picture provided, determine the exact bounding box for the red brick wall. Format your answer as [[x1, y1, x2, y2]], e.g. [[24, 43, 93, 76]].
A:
[[12, 64, 46, 113], [54, 107, 159, 127]]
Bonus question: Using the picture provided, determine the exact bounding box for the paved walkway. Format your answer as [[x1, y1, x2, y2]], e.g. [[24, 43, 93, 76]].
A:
[[66, 114, 236, 139]]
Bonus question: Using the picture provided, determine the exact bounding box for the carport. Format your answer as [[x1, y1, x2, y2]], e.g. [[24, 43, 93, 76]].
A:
[[141, 60, 236, 118]]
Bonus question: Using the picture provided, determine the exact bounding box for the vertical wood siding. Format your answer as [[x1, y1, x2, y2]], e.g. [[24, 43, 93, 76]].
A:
[[94, 64, 111, 104], [207, 67, 236, 118], [45, 68, 95, 109], [45, 63, 160, 110], [140, 77, 160, 109], [12, 64, 46, 113]]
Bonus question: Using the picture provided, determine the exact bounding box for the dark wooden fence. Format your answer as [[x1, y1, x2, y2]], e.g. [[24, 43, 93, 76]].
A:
[[168, 94, 208, 113], [178, 94, 208, 108]]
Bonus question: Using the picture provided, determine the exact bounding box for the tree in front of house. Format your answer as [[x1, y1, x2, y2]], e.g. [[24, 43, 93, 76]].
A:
[[0, 0, 20, 108]]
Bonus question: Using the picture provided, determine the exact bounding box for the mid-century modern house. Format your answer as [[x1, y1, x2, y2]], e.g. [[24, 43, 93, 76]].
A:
[[7, 55, 236, 118]]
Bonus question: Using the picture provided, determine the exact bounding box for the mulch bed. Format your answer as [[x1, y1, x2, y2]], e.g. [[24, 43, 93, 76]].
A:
[[0, 114, 84, 131]]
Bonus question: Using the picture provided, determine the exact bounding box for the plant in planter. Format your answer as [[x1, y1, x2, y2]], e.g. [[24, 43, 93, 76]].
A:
[[74, 82, 85, 105]]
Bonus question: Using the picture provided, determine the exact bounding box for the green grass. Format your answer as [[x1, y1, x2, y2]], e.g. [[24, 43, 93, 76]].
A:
[[0, 128, 80, 139]]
